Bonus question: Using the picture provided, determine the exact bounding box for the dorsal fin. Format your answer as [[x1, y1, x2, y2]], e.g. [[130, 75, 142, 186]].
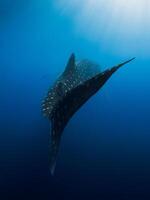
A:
[[63, 53, 75, 74]]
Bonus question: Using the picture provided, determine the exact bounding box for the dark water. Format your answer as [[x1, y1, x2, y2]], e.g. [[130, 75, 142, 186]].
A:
[[1, 0, 150, 199]]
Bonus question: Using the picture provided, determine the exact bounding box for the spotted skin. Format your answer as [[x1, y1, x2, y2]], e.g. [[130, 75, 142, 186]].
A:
[[42, 54, 101, 118], [42, 54, 135, 175]]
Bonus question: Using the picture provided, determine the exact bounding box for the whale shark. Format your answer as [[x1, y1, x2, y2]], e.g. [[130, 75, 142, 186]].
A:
[[42, 53, 135, 175]]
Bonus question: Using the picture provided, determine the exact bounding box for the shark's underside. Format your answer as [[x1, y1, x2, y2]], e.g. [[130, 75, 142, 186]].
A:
[[42, 54, 135, 175]]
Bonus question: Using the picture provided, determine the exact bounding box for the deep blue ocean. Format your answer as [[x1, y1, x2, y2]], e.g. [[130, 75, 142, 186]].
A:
[[1, 1, 150, 199]]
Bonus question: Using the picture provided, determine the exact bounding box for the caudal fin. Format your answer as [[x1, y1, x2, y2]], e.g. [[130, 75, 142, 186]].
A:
[[48, 133, 61, 175]]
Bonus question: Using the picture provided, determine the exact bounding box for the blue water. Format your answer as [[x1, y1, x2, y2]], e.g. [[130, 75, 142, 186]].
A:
[[1, 1, 150, 199]]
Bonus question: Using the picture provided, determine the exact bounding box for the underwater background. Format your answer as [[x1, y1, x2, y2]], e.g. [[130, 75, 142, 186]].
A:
[[1, 0, 150, 199]]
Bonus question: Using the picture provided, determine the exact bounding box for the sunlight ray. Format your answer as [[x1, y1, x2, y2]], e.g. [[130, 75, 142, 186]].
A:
[[54, 0, 150, 57]]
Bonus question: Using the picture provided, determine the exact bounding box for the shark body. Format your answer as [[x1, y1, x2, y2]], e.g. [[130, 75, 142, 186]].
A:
[[42, 53, 134, 174]]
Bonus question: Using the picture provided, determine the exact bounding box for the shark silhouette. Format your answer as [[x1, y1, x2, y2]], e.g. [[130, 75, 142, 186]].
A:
[[42, 53, 135, 175]]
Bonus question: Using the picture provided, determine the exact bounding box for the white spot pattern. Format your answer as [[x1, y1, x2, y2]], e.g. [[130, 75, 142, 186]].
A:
[[42, 59, 101, 117]]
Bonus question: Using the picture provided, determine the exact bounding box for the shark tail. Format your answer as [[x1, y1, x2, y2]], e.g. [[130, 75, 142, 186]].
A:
[[48, 133, 61, 175]]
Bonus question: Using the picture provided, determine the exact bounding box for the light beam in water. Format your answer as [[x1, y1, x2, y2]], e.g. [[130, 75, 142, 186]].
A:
[[54, 0, 150, 57]]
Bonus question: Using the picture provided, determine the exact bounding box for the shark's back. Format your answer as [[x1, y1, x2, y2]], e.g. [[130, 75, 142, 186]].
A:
[[42, 54, 101, 118], [42, 53, 135, 175]]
